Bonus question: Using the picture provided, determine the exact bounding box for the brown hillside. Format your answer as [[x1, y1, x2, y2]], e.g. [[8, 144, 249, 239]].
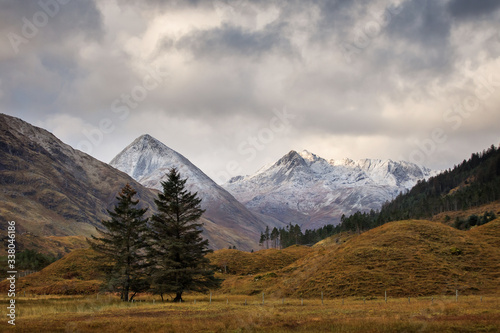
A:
[[0, 248, 105, 295], [5, 220, 499, 298], [207, 246, 314, 275], [6, 234, 89, 258], [432, 200, 500, 225], [0, 114, 159, 239], [218, 220, 500, 298]]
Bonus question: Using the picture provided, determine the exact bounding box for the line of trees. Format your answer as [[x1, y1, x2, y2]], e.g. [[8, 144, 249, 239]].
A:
[[453, 211, 497, 230], [259, 223, 338, 249], [89, 168, 220, 302], [16, 249, 57, 271]]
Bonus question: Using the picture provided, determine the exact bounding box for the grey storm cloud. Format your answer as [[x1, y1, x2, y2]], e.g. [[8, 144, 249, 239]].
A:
[[0, 0, 498, 178], [0, 0, 103, 118], [447, 0, 500, 19], [174, 22, 296, 60], [0, 0, 103, 46]]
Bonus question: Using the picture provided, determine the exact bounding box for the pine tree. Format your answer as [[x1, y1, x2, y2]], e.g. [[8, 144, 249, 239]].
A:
[[271, 227, 279, 248], [148, 168, 220, 302], [89, 184, 149, 302], [259, 231, 266, 248], [264, 226, 270, 249]]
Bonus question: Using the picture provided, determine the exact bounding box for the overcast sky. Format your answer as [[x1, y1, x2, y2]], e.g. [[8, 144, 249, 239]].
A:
[[1, 0, 499, 184]]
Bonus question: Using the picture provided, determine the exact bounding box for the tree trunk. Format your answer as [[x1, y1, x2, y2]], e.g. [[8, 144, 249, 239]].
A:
[[173, 291, 183, 302]]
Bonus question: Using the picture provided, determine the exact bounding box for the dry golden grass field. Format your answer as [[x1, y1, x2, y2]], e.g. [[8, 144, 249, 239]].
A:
[[1, 218, 499, 331], [0, 293, 498, 332]]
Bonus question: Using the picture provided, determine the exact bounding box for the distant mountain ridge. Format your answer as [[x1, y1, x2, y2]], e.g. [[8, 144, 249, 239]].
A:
[[223, 150, 436, 229], [0, 113, 158, 237], [110, 134, 280, 251]]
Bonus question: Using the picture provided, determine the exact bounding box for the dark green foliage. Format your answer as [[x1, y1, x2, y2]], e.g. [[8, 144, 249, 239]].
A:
[[259, 223, 338, 249], [89, 184, 149, 302], [16, 249, 56, 271], [378, 144, 500, 220], [340, 144, 500, 232], [148, 168, 221, 302], [453, 211, 497, 230]]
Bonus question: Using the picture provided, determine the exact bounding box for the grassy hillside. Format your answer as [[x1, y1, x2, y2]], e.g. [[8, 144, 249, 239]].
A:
[[207, 246, 314, 275], [0, 248, 106, 295], [2, 234, 89, 258], [217, 219, 500, 298], [432, 200, 500, 225], [5, 219, 499, 298]]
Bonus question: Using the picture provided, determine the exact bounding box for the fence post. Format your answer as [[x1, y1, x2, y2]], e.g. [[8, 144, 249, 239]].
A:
[[385, 290, 387, 303], [301, 298, 303, 306], [321, 291, 324, 305], [262, 293, 265, 305], [210, 291, 212, 305], [456, 290, 458, 302]]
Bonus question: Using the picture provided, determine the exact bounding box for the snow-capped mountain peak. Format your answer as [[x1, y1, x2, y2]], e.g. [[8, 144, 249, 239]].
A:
[[223, 149, 437, 229], [109, 134, 275, 251], [299, 150, 321, 162], [275, 150, 308, 169]]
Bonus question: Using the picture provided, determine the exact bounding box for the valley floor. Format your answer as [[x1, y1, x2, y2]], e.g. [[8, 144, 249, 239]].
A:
[[1, 294, 499, 332]]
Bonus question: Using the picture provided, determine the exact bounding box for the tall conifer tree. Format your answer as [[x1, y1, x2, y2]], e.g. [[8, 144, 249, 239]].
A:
[[89, 184, 149, 302], [148, 168, 220, 302]]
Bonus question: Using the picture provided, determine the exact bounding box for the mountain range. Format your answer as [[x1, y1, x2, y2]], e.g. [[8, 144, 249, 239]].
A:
[[223, 150, 436, 229], [1, 113, 437, 250]]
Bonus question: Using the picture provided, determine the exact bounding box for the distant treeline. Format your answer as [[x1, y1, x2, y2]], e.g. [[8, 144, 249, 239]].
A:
[[259, 224, 338, 249], [259, 144, 500, 249], [17, 249, 56, 271]]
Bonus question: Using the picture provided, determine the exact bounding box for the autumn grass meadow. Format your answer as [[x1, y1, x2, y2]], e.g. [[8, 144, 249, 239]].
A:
[[1, 293, 499, 332]]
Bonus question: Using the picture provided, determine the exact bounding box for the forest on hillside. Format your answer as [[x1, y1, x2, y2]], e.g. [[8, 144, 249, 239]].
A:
[[340, 144, 500, 232], [260, 144, 500, 249]]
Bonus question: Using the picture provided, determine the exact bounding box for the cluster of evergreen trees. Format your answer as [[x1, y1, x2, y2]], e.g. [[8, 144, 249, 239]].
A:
[[259, 224, 338, 248], [452, 211, 497, 230], [16, 249, 56, 271], [89, 168, 220, 302], [259, 144, 500, 248]]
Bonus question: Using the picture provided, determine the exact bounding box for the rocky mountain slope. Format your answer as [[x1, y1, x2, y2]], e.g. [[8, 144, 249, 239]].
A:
[[223, 150, 436, 229], [0, 113, 158, 238], [110, 134, 280, 251]]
